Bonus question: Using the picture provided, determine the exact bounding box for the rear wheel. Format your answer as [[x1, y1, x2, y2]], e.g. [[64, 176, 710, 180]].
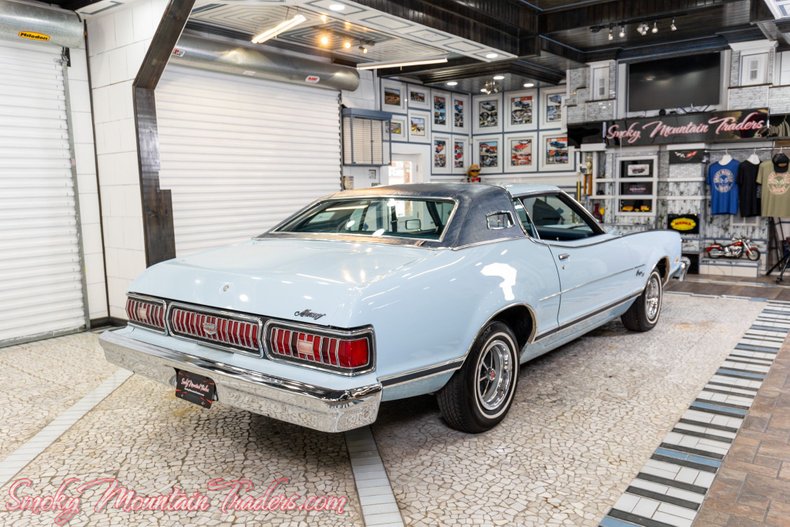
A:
[[621, 269, 663, 332], [437, 321, 519, 433]]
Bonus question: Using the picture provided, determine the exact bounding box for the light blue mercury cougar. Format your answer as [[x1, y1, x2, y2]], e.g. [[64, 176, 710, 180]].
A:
[[100, 183, 686, 433]]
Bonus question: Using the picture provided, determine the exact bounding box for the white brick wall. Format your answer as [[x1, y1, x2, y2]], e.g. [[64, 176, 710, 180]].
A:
[[86, 0, 169, 319]]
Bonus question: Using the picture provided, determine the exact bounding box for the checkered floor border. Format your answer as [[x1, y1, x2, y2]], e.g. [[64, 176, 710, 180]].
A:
[[599, 299, 790, 527]]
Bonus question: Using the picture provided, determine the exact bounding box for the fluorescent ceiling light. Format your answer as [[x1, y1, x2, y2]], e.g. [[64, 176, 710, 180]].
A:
[[251, 14, 307, 44], [356, 57, 448, 70], [485, 52, 498, 59], [446, 81, 458, 86], [493, 74, 505, 80], [523, 82, 535, 88], [329, 3, 345, 11]]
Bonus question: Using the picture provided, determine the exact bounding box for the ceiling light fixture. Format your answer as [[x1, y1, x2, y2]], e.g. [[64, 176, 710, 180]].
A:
[[619, 24, 625, 38], [446, 81, 458, 86], [485, 52, 498, 59], [329, 3, 346, 11], [480, 80, 501, 95], [523, 82, 535, 88], [671, 18, 677, 31], [359, 45, 368, 54], [319, 34, 330, 46], [493, 74, 505, 80], [652, 21, 658, 33], [343, 40, 352, 49], [356, 57, 448, 70], [251, 13, 307, 44], [608, 27, 613, 40]]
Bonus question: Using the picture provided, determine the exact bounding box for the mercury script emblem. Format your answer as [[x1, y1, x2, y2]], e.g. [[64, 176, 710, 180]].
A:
[[294, 309, 326, 321]]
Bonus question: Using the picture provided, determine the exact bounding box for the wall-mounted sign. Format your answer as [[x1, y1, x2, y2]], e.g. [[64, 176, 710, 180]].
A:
[[18, 31, 50, 42], [606, 109, 768, 147], [669, 149, 706, 164], [667, 214, 700, 234]]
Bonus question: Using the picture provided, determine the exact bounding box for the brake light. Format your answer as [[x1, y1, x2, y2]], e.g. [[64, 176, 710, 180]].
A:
[[267, 325, 372, 371], [126, 296, 166, 331]]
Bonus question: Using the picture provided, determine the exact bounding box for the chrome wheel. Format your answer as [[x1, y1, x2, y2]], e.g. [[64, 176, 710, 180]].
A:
[[475, 337, 514, 413], [645, 273, 661, 323]]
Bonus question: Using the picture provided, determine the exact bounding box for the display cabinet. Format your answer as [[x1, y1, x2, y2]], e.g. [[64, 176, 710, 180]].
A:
[[616, 156, 658, 218]]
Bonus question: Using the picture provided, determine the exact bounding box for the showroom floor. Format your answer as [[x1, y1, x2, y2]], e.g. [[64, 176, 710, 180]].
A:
[[0, 286, 788, 526]]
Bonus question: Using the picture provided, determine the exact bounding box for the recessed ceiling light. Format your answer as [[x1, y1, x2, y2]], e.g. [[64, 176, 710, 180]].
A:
[[523, 82, 535, 88], [446, 81, 458, 86], [319, 34, 330, 46], [329, 3, 345, 11], [343, 40, 351, 49], [485, 52, 498, 59], [493, 75, 505, 80], [320, 14, 328, 23]]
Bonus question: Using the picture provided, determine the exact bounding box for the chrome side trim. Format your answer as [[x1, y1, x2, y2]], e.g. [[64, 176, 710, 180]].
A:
[[99, 329, 381, 433], [534, 292, 640, 342], [378, 358, 465, 387]]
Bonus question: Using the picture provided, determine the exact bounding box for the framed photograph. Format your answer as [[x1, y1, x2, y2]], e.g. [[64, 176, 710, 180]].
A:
[[431, 90, 450, 132], [432, 134, 451, 174], [451, 94, 469, 134], [407, 86, 430, 110], [381, 79, 406, 113], [473, 94, 502, 134], [539, 132, 574, 172], [504, 132, 537, 173], [452, 136, 469, 175], [389, 116, 407, 142], [408, 109, 431, 143], [505, 90, 537, 132], [540, 87, 566, 130], [474, 134, 503, 174], [626, 163, 651, 177]]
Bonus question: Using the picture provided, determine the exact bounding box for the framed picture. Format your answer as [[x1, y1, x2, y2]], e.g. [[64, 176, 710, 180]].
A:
[[389, 116, 407, 142], [432, 134, 451, 174], [451, 94, 469, 134], [408, 109, 431, 143], [539, 131, 574, 172], [504, 90, 537, 132], [504, 132, 537, 173], [381, 79, 406, 113], [407, 86, 430, 110], [474, 134, 503, 174], [432, 90, 450, 132], [540, 87, 566, 130], [473, 94, 502, 134], [452, 136, 469, 175]]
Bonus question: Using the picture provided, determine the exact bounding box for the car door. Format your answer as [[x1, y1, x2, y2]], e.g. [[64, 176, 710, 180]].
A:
[[516, 193, 639, 328]]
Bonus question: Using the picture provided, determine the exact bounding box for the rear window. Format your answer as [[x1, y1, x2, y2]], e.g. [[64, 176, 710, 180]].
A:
[[275, 198, 455, 240]]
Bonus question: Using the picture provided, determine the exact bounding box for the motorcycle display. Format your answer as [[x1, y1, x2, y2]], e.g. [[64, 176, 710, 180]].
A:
[[704, 236, 761, 261]]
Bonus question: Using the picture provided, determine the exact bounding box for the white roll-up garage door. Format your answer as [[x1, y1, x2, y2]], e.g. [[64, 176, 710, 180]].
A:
[[156, 65, 341, 256], [0, 39, 86, 346]]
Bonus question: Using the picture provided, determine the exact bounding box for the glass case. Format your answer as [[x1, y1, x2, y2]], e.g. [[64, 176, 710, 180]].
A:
[[617, 156, 657, 216]]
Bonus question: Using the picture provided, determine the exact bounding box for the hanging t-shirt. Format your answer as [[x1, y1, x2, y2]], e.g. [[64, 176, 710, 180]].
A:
[[758, 157, 790, 217], [708, 158, 739, 215], [737, 160, 761, 217]]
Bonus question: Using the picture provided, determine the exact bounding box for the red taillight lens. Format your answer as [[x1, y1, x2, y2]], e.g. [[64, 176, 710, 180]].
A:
[[126, 296, 166, 331], [268, 326, 371, 371]]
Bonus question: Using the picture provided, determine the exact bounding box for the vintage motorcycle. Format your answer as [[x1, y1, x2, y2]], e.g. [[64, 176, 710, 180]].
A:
[[704, 236, 761, 261]]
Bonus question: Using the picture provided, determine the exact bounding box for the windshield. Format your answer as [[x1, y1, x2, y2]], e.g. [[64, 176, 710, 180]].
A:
[[275, 197, 456, 240]]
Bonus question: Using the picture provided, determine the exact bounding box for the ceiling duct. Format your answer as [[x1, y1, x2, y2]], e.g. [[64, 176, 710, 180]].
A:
[[171, 33, 360, 92], [0, 0, 83, 48]]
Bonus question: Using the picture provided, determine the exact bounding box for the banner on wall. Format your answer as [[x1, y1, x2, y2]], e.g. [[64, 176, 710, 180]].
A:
[[606, 109, 769, 147]]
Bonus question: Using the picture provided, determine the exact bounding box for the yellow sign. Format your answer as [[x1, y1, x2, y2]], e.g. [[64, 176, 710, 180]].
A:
[[670, 217, 697, 231], [18, 31, 51, 42]]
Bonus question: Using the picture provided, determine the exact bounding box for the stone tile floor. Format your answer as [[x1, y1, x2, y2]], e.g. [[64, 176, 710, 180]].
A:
[[0, 293, 781, 526]]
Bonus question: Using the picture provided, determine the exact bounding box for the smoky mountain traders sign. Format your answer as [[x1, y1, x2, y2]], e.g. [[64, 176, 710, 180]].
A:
[[606, 109, 768, 146]]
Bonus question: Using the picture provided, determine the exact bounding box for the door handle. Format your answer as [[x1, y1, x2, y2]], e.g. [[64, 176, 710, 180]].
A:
[[558, 253, 570, 261]]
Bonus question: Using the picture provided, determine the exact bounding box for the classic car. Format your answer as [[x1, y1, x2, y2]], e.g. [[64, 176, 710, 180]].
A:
[[100, 184, 687, 434]]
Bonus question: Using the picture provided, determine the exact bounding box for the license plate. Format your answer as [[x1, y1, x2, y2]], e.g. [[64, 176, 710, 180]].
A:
[[175, 370, 217, 409]]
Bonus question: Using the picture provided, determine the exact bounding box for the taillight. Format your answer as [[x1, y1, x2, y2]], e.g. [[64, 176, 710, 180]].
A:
[[267, 325, 372, 372], [126, 295, 166, 332]]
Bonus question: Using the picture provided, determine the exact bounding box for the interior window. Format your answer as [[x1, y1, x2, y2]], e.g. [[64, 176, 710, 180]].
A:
[[518, 193, 603, 241]]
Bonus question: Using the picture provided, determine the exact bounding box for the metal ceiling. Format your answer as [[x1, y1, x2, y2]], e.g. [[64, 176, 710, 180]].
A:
[[39, 0, 780, 93]]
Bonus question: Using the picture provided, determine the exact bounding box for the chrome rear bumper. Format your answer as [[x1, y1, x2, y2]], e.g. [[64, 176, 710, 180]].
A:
[[672, 256, 691, 282], [99, 329, 381, 433]]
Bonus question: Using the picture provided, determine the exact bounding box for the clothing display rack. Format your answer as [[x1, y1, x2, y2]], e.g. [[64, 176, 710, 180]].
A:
[[766, 218, 790, 282]]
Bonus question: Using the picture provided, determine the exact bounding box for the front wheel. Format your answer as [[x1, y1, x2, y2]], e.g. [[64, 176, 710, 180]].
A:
[[621, 269, 663, 332], [437, 321, 519, 433], [746, 247, 761, 261]]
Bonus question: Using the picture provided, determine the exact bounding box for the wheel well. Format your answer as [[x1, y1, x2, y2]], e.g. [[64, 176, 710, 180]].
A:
[[493, 305, 533, 350], [656, 257, 669, 284]]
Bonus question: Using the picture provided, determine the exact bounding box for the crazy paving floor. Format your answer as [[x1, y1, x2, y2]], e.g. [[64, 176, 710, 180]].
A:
[[0, 293, 786, 527]]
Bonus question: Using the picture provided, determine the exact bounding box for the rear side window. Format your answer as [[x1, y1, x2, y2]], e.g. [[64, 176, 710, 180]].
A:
[[275, 198, 455, 240], [517, 193, 603, 241]]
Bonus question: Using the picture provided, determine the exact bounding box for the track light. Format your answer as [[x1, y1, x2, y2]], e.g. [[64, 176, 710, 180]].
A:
[[671, 18, 677, 31], [652, 21, 658, 34], [619, 24, 625, 38], [251, 14, 306, 44], [608, 27, 613, 40]]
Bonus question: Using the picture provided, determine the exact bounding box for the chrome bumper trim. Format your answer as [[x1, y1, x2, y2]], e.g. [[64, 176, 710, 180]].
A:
[[99, 329, 381, 433], [672, 257, 691, 282]]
